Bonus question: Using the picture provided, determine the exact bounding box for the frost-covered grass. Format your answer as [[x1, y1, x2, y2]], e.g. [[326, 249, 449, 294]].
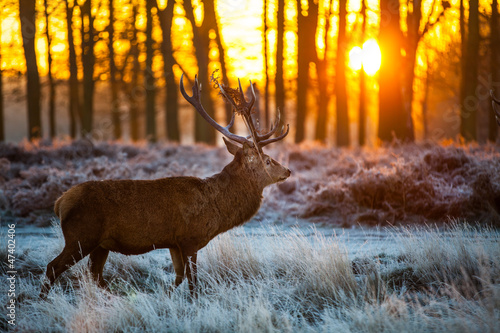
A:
[[1, 222, 499, 332], [1, 139, 499, 226]]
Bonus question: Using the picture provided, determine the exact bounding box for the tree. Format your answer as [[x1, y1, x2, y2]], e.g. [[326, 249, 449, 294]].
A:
[[336, 0, 349, 146], [295, 0, 317, 143], [263, 0, 270, 128], [378, 0, 408, 142], [129, 1, 140, 141], [44, 0, 56, 139], [489, 0, 500, 142], [403, 0, 449, 142], [460, 0, 479, 141], [184, 0, 216, 144], [156, 0, 180, 142], [0, 9, 4, 142], [203, 0, 232, 124], [65, 0, 79, 138], [109, 0, 121, 139], [315, 1, 331, 142], [422, 51, 432, 140], [275, 0, 285, 129], [19, 0, 41, 140], [145, 0, 156, 142], [358, 0, 367, 146], [459, 0, 465, 118], [81, 0, 95, 136]]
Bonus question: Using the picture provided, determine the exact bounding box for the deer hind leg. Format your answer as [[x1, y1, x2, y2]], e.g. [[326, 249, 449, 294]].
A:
[[88, 246, 109, 288], [39, 243, 93, 298]]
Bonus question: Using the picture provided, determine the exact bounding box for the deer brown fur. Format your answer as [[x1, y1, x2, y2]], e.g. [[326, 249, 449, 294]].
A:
[[40, 76, 290, 297]]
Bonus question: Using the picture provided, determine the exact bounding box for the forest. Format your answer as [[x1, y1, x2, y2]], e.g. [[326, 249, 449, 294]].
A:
[[0, 0, 498, 144]]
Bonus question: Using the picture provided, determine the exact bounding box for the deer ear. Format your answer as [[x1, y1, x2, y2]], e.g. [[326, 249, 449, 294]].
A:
[[223, 137, 241, 156]]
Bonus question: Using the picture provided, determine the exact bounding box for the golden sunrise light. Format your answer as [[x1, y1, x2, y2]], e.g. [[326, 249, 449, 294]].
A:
[[0, 0, 496, 147], [349, 46, 363, 71], [348, 39, 381, 76]]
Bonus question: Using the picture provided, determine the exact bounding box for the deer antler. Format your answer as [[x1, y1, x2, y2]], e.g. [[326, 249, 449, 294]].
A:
[[491, 90, 500, 126], [181, 74, 289, 150], [215, 77, 288, 151], [180, 74, 249, 146]]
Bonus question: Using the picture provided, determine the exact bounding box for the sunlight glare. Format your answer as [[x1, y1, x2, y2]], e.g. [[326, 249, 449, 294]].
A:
[[349, 39, 381, 75], [349, 46, 363, 71], [361, 39, 381, 75]]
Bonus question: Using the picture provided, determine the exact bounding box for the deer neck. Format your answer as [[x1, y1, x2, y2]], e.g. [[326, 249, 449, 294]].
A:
[[207, 161, 264, 234]]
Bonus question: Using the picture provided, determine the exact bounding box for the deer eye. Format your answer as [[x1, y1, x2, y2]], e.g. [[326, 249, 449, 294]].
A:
[[266, 159, 271, 165]]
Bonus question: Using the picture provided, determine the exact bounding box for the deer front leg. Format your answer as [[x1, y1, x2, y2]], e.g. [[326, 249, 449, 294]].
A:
[[186, 251, 198, 293], [169, 246, 198, 295], [169, 247, 185, 288]]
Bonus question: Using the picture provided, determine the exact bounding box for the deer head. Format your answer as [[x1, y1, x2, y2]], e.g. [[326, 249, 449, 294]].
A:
[[180, 74, 290, 187]]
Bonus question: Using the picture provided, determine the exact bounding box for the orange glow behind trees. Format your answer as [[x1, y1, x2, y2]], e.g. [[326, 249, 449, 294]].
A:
[[0, 0, 497, 144]]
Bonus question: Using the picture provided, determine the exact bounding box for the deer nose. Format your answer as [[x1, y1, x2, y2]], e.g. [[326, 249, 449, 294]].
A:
[[286, 168, 291, 177]]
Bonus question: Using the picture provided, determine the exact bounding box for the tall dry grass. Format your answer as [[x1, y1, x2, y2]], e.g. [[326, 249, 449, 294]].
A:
[[1, 221, 498, 332]]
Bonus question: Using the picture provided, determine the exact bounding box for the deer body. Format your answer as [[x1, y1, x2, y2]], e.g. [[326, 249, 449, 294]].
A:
[[41, 75, 290, 297], [55, 155, 264, 256], [41, 143, 289, 297]]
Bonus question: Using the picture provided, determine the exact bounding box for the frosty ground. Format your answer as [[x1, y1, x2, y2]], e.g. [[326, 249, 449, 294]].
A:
[[0, 140, 499, 332]]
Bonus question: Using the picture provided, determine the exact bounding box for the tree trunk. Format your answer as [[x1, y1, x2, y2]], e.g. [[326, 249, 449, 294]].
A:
[[145, 0, 156, 142], [378, 0, 407, 142], [156, 0, 180, 142], [315, 0, 330, 142], [295, 0, 317, 143], [315, 62, 329, 142], [0, 12, 4, 142], [336, 0, 349, 146], [459, 0, 466, 121], [460, 0, 479, 141], [275, 0, 285, 128], [44, 0, 56, 139], [109, 0, 121, 139], [295, 0, 307, 143], [129, 2, 140, 141], [422, 53, 431, 140], [263, 0, 270, 129], [203, 0, 232, 125], [403, 0, 422, 142], [489, 0, 500, 142], [358, 0, 367, 146], [81, 0, 95, 136], [65, 0, 79, 138], [20, 0, 42, 140], [184, 0, 216, 144]]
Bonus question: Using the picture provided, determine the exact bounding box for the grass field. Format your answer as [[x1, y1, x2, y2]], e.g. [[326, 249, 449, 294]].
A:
[[1, 221, 499, 332]]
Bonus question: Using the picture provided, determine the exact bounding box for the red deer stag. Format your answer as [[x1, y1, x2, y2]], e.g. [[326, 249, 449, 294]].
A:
[[492, 90, 500, 126], [40, 75, 290, 297]]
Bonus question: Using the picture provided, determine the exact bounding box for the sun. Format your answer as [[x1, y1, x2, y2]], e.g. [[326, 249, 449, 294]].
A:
[[348, 39, 381, 76]]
